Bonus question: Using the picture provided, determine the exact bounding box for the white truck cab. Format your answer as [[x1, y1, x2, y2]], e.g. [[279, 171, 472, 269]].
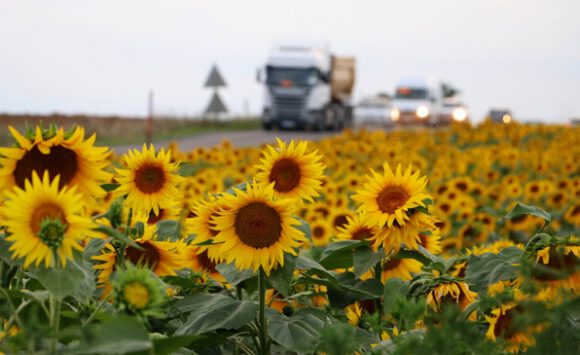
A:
[[258, 44, 355, 130]]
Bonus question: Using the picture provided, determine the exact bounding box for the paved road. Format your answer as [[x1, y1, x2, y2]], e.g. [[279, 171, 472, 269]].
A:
[[113, 123, 424, 153], [114, 129, 342, 153]]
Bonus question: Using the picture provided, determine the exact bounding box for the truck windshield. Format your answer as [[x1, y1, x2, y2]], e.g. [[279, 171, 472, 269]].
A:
[[395, 87, 428, 100], [266, 67, 319, 87]]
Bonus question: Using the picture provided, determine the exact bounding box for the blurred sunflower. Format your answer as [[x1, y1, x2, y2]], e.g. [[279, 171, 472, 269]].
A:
[[1, 171, 94, 268], [113, 265, 166, 317], [485, 303, 535, 353], [310, 218, 333, 247], [212, 181, 305, 275], [426, 280, 477, 312], [371, 212, 437, 253], [563, 203, 580, 226], [337, 215, 378, 242], [345, 302, 363, 326], [532, 242, 580, 294], [0, 126, 111, 198], [353, 163, 431, 228], [380, 257, 422, 282], [93, 223, 183, 293], [186, 196, 230, 262], [115, 144, 183, 215], [182, 244, 224, 282], [418, 230, 442, 255], [255, 138, 325, 202]]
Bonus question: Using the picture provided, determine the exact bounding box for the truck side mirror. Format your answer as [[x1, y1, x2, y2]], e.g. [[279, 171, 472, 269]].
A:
[[256, 68, 263, 83], [319, 71, 330, 83]]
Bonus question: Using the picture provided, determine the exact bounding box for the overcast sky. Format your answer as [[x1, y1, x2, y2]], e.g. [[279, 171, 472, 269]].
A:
[[1, 0, 579, 122]]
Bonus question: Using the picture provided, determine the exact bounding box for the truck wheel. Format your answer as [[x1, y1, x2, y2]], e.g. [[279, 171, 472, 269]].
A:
[[262, 122, 273, 131]]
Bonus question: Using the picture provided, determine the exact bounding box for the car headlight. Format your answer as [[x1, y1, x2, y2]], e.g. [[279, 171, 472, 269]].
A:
[[416, 106, 429, 119], [390, 109, 400, 121], [502, 114, 512, 123], [452, 107, 467, 121]]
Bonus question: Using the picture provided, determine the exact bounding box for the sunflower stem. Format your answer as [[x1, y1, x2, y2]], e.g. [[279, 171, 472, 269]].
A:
[[374, 261, 384, 321], [49, 250, 62, 355], [257, 267, 269, 355]]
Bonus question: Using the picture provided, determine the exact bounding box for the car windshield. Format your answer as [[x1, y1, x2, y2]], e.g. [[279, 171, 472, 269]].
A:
[[395, 87, 428, 100], [266, 67, 319, 87]]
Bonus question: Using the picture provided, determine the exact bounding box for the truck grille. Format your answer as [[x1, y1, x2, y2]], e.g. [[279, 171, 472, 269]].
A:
[[273, 95, 305, 119]]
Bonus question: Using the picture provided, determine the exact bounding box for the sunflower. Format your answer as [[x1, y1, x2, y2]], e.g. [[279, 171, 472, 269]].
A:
[[309, 218, 333, 247], [1, 171, 95, 268], [0, 125, 112, 199], [184, 197, 228, 263], [563, 203, 580, 226], [115, 144, 184, 215], [212, 181, 305, 275], [182, 244, 225, 283], [532, 243, 580, 294], [485, 303, 535, 353], [426, 280, 477, 312], [345, 302, 363, 326], [337, 214, 379, 242], [93, 223, 183, 293], [353, 163, 431, 228], [113, 265, 166, 317], [370, 212, 437, 253], [380, 256, 422, 282], [417, 230, 442, 255], [255, 138, 325, 202]]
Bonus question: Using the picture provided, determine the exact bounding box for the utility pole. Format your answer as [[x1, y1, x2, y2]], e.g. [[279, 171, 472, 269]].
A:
[[145, 90, 154, 145]]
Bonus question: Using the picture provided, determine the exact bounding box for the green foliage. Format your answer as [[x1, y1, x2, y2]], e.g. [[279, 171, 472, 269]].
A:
[[465, 247, 523, 293], [174, 293, 258, 335]]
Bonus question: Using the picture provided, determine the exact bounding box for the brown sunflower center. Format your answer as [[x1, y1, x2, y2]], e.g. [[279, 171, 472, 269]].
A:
[[493, 306, 523, 338], [455, 182, 468, 192], [126, 241, 161, 268], [418, 233, 429, 247], [30, 203, 67, 234], [134, 163, 166, 193], [376, 185, 410, 214], [312, 226, 325, 239], [197, 250, 217, 273], [147, 209, 165, 224], [333, 214, 349, 229], [383, 258, 402, 270], [532, 248, 578, 281], [14, 145, 78, 189], [234, 202, 282, 248], [268, 158, 301, 193], [352, 227, 373, 241]]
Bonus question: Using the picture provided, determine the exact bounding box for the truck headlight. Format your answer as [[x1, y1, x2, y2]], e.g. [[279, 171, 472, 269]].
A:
[[416, 106, 429, 119], [390, 109, 400, 121], [502, 114, 512, 123], [452, 107, 467, 121]]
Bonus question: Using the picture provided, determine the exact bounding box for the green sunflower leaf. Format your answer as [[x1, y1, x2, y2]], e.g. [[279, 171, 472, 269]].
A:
[[502, 202, 551, 225], [465, 247, 523, 293], [267, 308, 326, 353], [174, 293, 258, 335]]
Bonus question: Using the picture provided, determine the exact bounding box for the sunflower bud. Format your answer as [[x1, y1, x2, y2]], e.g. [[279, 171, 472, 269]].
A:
[[113, 265, 166, 317]]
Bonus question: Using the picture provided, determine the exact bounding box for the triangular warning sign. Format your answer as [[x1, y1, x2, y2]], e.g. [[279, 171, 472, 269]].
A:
[[204, 65, 227, 88], [204, 92, 228, 114]]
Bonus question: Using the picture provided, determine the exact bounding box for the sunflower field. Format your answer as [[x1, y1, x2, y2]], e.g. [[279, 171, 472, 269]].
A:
[[0, 121, 578, 354]]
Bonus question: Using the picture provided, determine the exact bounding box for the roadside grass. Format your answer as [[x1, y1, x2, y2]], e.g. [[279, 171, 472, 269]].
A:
[[0, 114, 260, 147]]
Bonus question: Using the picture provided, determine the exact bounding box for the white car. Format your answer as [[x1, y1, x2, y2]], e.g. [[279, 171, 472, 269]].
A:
[[354, 96, 392, 126]]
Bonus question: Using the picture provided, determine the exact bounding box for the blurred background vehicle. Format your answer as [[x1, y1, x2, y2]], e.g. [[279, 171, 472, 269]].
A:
[[389, 78, 466, 126], [257, 43, 355, 131], [353, 93, 392, 126], [487, 108, 513, 123]]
